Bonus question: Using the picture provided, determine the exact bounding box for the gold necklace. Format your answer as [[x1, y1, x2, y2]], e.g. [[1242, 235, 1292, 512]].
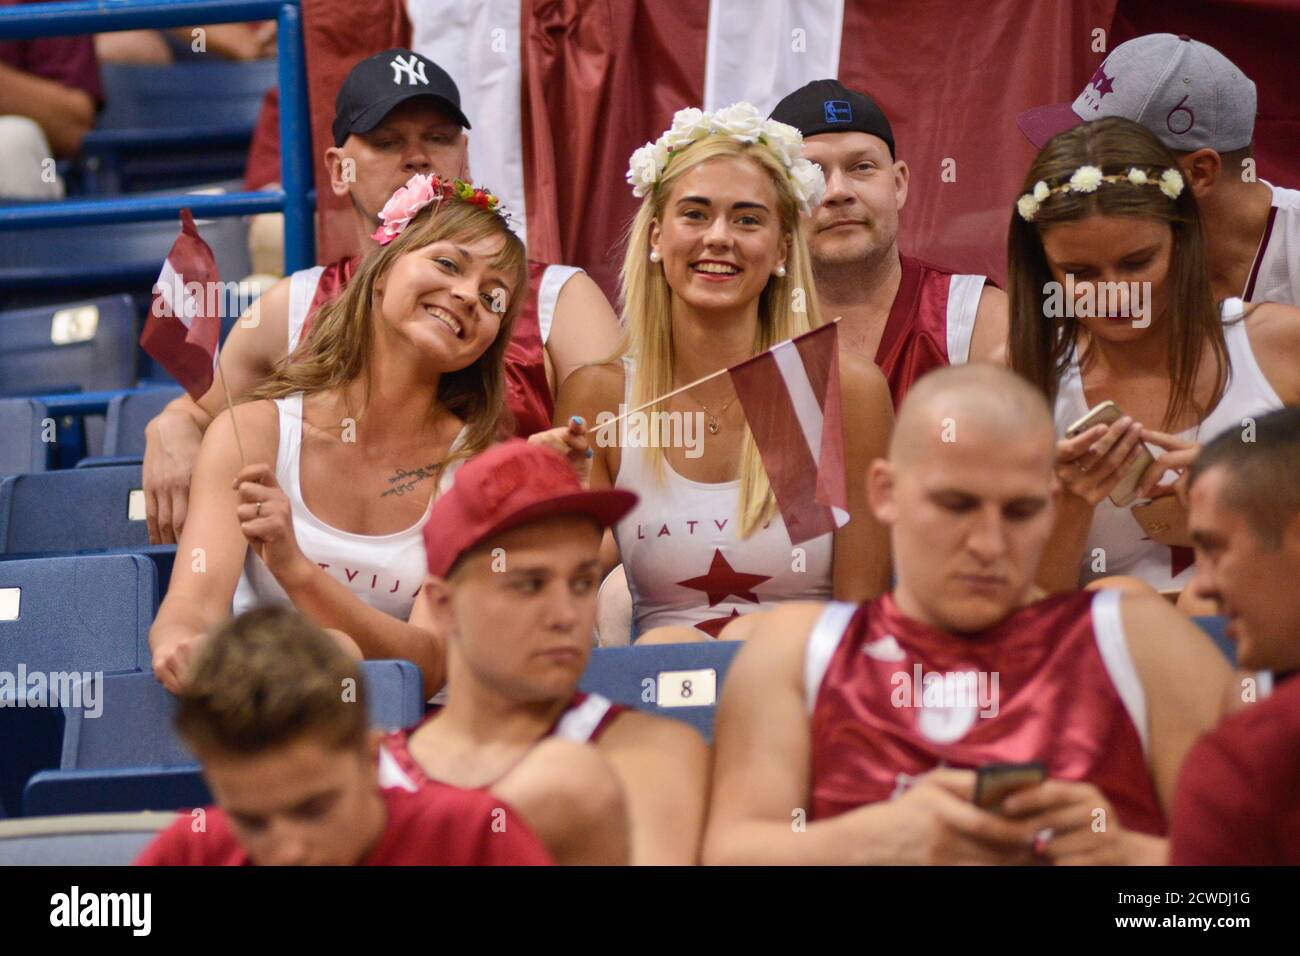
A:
[[689, 390, 738, 434]]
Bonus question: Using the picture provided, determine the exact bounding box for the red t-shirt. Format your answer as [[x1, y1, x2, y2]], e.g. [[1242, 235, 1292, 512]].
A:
[[134, 783, 552, 866], [0, 0, 103, 104], [1169, 674, 1300, 865]]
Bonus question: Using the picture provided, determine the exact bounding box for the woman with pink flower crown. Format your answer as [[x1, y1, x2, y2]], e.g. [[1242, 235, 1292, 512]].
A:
[[150, 176, 588, 695], [556, 102, 895, 645]]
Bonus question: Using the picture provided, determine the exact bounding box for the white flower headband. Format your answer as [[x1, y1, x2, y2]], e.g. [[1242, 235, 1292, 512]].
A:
[[1017, 165, 1184, 222], [626, 102, 826, 214]]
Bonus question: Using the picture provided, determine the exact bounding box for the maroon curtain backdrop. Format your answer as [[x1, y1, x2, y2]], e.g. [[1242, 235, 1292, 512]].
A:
[[521, 0, 710, 293]]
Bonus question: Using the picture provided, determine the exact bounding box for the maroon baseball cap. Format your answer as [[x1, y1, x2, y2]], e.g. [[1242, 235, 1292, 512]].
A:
[[423, 440, 637, 578]]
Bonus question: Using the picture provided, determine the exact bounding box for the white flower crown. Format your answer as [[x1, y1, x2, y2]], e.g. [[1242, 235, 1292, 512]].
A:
[[1016, 165, 1185, 222], [626, 102, 826, 214]]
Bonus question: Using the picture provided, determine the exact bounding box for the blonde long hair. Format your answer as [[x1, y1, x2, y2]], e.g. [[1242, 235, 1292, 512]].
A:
[[248, 200, 528, 472], [618, 135, 823, 537]]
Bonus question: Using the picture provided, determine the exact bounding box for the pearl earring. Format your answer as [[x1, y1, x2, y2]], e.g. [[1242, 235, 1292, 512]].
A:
[[649, 249, 661, 263], [775, 264, 787, 277]]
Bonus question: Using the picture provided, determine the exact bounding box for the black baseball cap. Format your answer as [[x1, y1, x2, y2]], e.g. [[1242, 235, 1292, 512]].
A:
[[332, 48, 471, 147], [770, 79, 895, 157]]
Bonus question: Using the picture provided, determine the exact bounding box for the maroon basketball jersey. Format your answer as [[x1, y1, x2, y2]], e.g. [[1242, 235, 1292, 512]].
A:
[[378, 691, 627, 793], [874, 255, 988, 408], [806, 589, 1165, 836], [504, 260, 557, 437]]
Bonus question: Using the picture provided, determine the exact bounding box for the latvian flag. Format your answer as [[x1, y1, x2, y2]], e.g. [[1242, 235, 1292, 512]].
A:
[[729, 322, 848, 545], [141, 209, 222, 400]]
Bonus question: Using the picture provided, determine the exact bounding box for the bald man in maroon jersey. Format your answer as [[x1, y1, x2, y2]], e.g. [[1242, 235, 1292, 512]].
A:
[[703, 364, 1236, 865]]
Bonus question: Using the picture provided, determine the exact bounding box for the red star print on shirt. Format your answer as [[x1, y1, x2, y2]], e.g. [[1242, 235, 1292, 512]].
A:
[[696, 608, 742, 638], [676, 549, 772, 607]]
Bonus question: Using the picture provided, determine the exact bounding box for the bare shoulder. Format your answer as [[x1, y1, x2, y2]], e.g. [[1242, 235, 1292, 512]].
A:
[[555, 360, 625, 410], [1241, 300, 1300, 401], [971, 284, 1010, 365], [205, 399, 279, 464], [1118, 591, 1230, 680], [238, 275, 293, 345], [837, 348, 891, 408], [604, 707, 706, 753], [735, 601, 831, 673], [554, 270, 617, 318]]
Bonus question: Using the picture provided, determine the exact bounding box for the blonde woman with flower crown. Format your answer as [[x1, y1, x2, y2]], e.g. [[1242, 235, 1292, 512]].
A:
[[1006, 117, 1300, 601], [556, 103, 893, 645], [150, 176, 586, 693]]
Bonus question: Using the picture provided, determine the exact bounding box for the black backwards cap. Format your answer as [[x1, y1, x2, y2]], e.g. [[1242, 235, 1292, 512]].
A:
[[769, 79, 895, 158]]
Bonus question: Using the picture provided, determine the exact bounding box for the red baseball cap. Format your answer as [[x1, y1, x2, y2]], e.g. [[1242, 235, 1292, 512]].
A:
[[423, 440, 638, 578]]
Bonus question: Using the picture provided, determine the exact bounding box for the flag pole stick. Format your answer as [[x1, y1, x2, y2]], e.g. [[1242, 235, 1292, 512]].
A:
[[214, 346, 247, 467], [590, 316, 841, 435]]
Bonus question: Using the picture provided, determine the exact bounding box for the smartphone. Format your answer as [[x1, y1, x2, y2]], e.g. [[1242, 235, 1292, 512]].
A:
[[1065, 400, 1157, 508], [974, 761, 1045, 812]]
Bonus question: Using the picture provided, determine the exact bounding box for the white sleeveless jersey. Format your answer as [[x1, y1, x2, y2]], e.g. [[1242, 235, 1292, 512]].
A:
[[1243, 181, 1300, 308], [612, 359, 833, 639], [288, 263, 327, 352], [1055, 299, 1284, 591], [232, 393, 466, 619]]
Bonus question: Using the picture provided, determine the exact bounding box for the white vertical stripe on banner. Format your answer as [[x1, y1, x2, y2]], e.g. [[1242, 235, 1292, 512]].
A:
[[704, 0, 844, 113], [771, 341, 823, 468], [408, 0, 527, 245], [155, 258, 195, 330]]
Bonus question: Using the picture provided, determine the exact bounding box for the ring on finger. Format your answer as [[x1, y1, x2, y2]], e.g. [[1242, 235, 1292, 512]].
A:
[[255, 501, 263, 517]]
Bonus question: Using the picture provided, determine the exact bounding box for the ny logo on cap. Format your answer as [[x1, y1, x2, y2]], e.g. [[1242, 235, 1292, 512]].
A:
[[390, 54, 429, 86], [824, 100, 852, 124]]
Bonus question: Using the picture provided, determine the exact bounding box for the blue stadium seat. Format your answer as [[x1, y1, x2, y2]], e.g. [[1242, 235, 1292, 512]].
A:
[[0, 188, 251, 307], [104, 386, 183, 457], [579, 642, 744, 740], [0, 465, 149, 554], [0, 554, 157, 819], [84, 60, 277, 193], [23, 767, 209, 817], [0, 399, 49, 475], [0, 811, 178, 864], [0, 296, 137, 394], [0, 553, 156, 680], [55, 661, 424, 772], [1194, 615, 1235, 664]]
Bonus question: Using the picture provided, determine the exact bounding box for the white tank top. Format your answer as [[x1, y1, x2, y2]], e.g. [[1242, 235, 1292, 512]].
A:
[[232, 393, 466, 619], [1243, 181, 1300, 308], [287, 264, 326, 353], [612, 358, 833, 639], [1054, 298, 1284, 590]]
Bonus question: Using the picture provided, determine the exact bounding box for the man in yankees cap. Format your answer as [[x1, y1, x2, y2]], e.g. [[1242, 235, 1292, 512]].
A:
[[1019, 33, 1299, 307], [142, 48, 622, 544], [770, 79, 1009, 408]]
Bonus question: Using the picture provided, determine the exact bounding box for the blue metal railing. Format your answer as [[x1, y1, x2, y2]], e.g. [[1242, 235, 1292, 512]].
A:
[[0, 0, 315, 272]]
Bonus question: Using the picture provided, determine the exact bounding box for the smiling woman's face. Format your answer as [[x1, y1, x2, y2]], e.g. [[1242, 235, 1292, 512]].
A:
[[374, 234, 513, 371], [650, 155, 788, 317]]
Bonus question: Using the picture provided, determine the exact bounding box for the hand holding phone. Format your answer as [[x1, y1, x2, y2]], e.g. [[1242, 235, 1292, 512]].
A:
[[974, 762, 1046, 813], [1062, 401, 1157, 508]]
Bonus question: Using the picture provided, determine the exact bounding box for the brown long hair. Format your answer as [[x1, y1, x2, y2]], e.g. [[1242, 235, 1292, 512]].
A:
[[1007, 116, 1226, 430], [617, 135, 823, 537], [247, 200, 528, 468]]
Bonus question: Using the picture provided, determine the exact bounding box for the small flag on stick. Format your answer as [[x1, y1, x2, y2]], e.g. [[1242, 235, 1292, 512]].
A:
[[141, 209, 222, 400], [730, 321, 848, 544]]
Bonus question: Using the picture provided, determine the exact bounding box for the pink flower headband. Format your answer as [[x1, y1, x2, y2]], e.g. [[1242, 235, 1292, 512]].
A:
[[371, 173, 512, 245]]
